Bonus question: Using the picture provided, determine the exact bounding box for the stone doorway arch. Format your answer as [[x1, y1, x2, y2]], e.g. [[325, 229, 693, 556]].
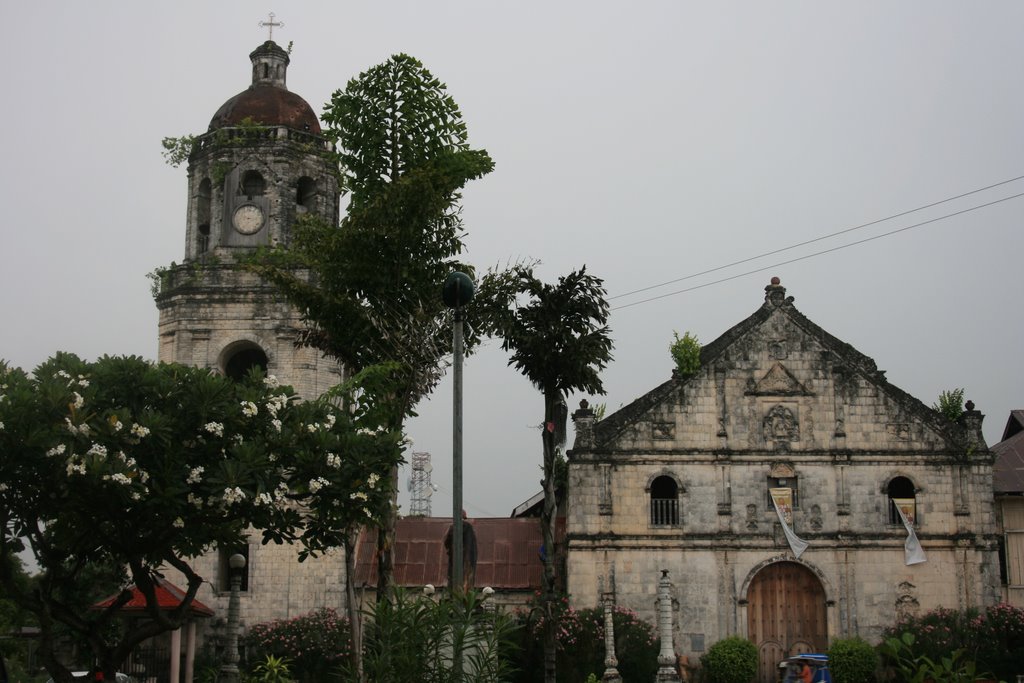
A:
[[746, 561, 827, 683]]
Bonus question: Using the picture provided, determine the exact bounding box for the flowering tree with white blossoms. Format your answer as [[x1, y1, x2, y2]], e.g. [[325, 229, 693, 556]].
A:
[[0, 353, 402, 683]]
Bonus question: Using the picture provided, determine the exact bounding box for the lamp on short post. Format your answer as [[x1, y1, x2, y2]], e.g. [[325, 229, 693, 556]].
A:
[[219, 553, 246, 683]]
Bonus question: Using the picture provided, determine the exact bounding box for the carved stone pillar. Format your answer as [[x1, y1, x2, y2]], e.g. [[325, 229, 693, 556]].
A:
[[599, 576, 621, 683], [655, 570, 681, 682]]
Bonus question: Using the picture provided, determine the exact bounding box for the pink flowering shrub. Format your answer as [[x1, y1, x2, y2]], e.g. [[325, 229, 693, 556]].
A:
[[880, 603, 1024, 681], [245, 607, 352, 682]]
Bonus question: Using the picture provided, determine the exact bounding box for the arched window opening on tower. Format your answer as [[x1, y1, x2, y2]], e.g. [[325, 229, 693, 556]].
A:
[[263, 63, 269, 79], [296, 176, 317, 213], [241, 170, 266, 199], [223, 344, 268, 382], [887, 476, 918, 526], [650, 475, 679, 526], [197, 178, 212, 253]]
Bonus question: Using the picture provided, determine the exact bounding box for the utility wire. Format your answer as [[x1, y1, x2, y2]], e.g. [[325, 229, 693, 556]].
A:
[[612, 191, 1024, 311], [610, 174, 1024, 301]]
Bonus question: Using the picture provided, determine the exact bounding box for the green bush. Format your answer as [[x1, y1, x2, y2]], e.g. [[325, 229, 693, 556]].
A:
[[700, 635, 758, 683], [670, 331, 701, 377], [827, 637, 878, 683], [509, 599, 658, 683]]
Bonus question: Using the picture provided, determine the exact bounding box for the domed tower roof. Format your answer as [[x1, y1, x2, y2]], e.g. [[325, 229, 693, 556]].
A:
[[208, 41, 321, 133]]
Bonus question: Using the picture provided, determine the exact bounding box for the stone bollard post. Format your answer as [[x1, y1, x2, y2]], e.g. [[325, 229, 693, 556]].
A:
[[600, 576, 622, 683], [655, 570, 681, 683]]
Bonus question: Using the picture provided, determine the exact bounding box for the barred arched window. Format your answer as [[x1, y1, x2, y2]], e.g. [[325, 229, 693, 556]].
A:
[[650, 475, 679, 526]]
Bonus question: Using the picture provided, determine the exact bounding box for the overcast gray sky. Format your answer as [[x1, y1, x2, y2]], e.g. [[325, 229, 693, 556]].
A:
[[2, 2, 1022, 519]]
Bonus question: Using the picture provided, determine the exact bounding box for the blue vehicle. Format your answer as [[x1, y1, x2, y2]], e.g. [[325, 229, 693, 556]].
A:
[[778, 653, 831, 683]]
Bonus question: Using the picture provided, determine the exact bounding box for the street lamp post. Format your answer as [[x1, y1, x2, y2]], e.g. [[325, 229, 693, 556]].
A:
[[220, 553, 246, 683], [442, 271, 475, 681]]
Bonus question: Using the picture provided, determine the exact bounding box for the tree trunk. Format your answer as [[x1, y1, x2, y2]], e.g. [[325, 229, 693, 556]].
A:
[[541, 389, 559, 683], [376, 463, 399, 601], [345, 534, 364, 683]]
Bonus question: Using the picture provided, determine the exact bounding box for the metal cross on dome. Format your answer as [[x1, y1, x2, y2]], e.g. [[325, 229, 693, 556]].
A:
[[259, 12, 284, 41]]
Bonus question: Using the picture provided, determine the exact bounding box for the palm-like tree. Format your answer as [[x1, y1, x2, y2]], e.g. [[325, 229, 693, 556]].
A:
[[497, 266, 613, 683]]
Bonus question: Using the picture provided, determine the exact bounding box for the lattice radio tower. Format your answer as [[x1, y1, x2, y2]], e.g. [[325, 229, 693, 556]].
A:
[[408, 451, 435, 516]]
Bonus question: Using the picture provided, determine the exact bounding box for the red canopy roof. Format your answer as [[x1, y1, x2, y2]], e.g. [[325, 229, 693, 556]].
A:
[[93, 577, 214, 617]]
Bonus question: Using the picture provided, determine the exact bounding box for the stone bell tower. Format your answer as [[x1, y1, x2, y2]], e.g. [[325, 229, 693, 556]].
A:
[[156, 40, 342, 396]]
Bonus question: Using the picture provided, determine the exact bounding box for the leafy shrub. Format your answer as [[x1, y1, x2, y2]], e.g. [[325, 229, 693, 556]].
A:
[[879, 632, 981, 683], [509, 598, 658, 683], [827, 637, 878, 683], [670, 331, 701, 377], [700, 636, 757, 683], [245, 607, 351, 682], [880, 603, 1024, 682], [355, 588, 519, 683]]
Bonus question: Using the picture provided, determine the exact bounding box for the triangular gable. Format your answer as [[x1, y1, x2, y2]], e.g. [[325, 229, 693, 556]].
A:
[[747, 362, 812, 396], [588, 280, 964, 454]]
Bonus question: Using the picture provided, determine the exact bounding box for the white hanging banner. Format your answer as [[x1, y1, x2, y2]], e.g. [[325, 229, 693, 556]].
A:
[[893, 498, 927, 565], [770, 487, 808, 559]]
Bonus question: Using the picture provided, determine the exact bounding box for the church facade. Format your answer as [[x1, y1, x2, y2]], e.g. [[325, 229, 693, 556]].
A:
[[566, 279, 1001, 682]]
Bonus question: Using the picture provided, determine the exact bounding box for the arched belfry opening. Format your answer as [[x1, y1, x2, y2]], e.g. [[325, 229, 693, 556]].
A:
[[222, 343, 268, 381]]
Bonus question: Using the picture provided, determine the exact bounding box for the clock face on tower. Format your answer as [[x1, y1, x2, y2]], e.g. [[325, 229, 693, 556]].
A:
[[232, 204, 266, 235]]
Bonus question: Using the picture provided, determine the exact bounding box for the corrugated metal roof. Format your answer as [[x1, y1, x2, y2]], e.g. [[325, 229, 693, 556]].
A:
[[353, 517, 563, 590], [994, 412, 1024, 494]]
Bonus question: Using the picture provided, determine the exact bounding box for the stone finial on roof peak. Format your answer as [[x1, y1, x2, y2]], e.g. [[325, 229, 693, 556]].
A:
[[764, 277, 791, 307]]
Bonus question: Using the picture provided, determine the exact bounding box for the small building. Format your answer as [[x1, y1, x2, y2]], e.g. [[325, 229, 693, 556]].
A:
[[567, 279, 1000, 683], [993, 409, 1024, 606], [352, 517, 560, 609], [94, 578, 214, 682]]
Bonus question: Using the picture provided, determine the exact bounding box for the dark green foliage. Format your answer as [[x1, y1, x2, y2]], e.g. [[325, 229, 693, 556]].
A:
[[879, 632, 981, 683], [826, 637, 878, 683], [246, 608, 351, 682], [497, 267, 613, 401], [932, 387, 965, 422], [700, 636, 758, 683], [324, 53, 472, 206], [669, 330, 701, 377], [880, 603, 1024, 682], [493, 266, 613, 683], [509, 602, 658, 683]]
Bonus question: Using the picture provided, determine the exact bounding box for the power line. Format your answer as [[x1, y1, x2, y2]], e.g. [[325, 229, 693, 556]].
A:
[[610, 174, 1024, 302], [612, 191, 1024, 311]]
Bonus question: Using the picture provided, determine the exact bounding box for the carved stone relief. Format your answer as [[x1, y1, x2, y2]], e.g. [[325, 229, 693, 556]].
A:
[[764, 404, 800, 447], [749, 362, 811, 396], [895, 581, 920, 621], [652, 422, 675, 440], [810, 504, 823, 531], [746, 504, 758, 531]]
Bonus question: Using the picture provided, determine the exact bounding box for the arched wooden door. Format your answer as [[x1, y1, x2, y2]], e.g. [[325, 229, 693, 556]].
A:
[[747, 562, 827, 683]]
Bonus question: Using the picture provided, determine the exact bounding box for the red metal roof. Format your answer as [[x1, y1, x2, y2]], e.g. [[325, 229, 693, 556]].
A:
[[353, 517, 563, 590], [93, 577, 215, 617]]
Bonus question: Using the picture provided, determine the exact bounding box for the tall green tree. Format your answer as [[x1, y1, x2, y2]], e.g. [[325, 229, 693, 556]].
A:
[[495, 266, 613, 683], [251, 54, 497, 597], [0, 354, 401, 682]]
